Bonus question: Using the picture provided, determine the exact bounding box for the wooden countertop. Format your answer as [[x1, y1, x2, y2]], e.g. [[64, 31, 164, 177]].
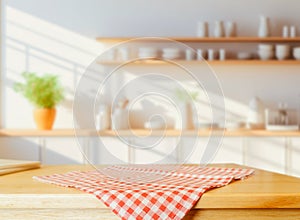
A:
[[1, 128, 300, 137], [1, 164, 299, 219]]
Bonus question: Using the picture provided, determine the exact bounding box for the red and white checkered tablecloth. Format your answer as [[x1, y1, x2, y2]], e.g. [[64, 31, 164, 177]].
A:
[[33, 165, 254, 220]]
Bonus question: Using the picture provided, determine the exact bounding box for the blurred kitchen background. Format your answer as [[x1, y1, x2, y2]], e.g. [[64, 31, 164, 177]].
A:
[[1, 0, 300, 177]]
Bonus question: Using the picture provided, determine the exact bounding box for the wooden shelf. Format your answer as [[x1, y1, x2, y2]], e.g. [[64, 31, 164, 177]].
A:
[[96, 36, 300, 43], [96, 37, 300, 66], [0, 129, 77, 137], [99, 129, 300, 137], [98, 59, 300, 66], [1, 129, 300, 137]]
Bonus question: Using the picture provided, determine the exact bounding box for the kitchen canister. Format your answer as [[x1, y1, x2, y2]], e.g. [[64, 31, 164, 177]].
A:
[[214, 21, 225, 37], [118, 47, 130, 61], [247, 96, 265, 129], [197, 49, 206, 60], [96, 104, 111, 130], [208, 49, 216, 60], [197, 21, 209, 37], [282, 26, 289, 37], [258, 16, 271, 37], [185, 49, 195, 60], [219, 49, 226, 60], [290, 26, 297, 37], [176, 102, 194, 130]]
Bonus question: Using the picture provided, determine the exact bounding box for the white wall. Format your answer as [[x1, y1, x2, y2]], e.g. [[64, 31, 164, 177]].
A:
[[2, 0, 300, 128], [1, 0, 300, 175]]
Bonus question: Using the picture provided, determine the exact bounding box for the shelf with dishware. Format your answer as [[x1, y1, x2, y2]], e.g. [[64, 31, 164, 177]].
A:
[[1, 128, 300, 137], [96, 129, 300, 137], [96, 36, 300, 64], [96, 36, 300, 43], [97, 59, 300, 66]]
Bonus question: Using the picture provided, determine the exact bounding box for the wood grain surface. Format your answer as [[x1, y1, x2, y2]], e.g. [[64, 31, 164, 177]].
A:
[[1, 164, 300, 219]]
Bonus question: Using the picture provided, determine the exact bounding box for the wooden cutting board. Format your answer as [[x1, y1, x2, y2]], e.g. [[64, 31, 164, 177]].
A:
[[0, 159, 40, 176]]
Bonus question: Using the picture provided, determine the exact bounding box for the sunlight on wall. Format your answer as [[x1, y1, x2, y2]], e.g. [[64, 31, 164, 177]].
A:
[[4, 6, 105, 128], [106, 67, 249, 129]]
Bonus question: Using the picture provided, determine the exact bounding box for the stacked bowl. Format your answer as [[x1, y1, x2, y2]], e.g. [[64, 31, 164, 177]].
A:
[[258, 44, 274, 60], [275, 44, 290, 60], [293, 47, 300, 60], [138, 47, 159, 59], [162, 48, 181, 60]]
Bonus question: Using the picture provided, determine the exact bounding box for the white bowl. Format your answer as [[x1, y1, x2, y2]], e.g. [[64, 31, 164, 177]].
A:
[[276, 50, 290, 60], [162, 48, 180, 53], [237, 52, 253, 60], [144, 120, 165, 130], [258, 50, 274, 60], [138, 52, 158, 57], [139, 47, 158, 53], [276, 53, 289, 60], [293, 52, 300, 60], [258, 44, 274, 51], [226, 122, 245, 130], [293, 47, 300, 53], [162, 55, 180, 59], [293, 48, 300, 59], [194, 122, 218, 129], [276, 44, 290, 52]]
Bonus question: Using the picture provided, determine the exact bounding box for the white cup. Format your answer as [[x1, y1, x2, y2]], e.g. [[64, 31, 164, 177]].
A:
[[214, 21, 225, 37], [119, 47, 130, 60], [197, 21, 208, 37], [290, 26, 296, 37], [197, 49, 206, 60], [208, 49, 216, 60], [258, 44, 274, 51], [219, 49, 226, 60], [282, 26, 289, 38], [275, 44, 290, 60], [185, 49, 195, 60]]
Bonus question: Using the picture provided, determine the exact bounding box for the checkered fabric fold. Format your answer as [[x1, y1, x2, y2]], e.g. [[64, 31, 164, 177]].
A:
[[33, 165, 254, 220]]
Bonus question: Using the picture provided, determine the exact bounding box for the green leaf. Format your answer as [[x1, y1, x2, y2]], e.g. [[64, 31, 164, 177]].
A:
[[13, 72, 65, 108]]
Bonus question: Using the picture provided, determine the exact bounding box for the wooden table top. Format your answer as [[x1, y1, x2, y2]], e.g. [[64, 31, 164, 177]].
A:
[[1, 164, 300, 210]]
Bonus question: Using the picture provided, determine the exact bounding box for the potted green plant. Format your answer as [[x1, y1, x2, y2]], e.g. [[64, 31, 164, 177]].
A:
[[14, 72, 64, 130]]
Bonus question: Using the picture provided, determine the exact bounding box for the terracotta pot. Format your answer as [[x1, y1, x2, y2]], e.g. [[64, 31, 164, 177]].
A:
[[33, 108, 56, 130]]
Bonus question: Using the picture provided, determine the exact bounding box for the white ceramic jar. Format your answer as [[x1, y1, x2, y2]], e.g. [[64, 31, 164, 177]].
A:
[[258, 16, 271, 37], [197, 21, 208, 37], [219, 49, 226, 60], [185, 49, 195, 60], [247, 97, 265, 129], [214, 21, 225, 37], [175, 102, 194, 130], [96, 105, 111, 130], [196, 49, 206, 60]]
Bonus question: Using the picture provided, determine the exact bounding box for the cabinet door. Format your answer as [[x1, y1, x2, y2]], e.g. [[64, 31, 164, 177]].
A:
[[211, 137, 243, 164], [180, 137, 243, 165], [289, 138, 300, 177], [43, 137, 83, 164], [131, 137, 178, 164], [87, 137, 129, 165], [245, 137, 285, 174], [0, 137, 39, 161]]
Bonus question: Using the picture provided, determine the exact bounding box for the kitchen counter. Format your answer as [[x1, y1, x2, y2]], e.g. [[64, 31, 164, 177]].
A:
[[1, 164, 300, 219]]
